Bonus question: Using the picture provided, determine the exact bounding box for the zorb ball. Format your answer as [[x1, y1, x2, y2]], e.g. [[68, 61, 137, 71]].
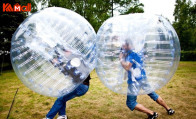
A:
[[10, 7, 96, 97], [96, 14, 180, 95]]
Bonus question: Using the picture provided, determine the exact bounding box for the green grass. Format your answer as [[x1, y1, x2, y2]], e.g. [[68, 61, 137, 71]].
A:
[[0, 61, 196, 119]]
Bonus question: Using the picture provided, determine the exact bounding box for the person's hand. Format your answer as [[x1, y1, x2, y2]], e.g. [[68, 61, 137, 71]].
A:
[[64, 51, 71, 56], [119, 52, 123, 61]]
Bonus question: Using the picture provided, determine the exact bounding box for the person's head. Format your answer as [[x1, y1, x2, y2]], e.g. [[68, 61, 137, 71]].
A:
[[122, 40, 132, 51]]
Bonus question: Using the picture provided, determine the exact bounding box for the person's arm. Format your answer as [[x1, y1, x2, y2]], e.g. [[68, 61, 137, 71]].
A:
[[120, 60, 132, 71], [119, 53, 132, 71]]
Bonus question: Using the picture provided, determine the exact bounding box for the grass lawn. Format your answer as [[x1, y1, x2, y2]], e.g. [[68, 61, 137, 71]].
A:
[[0, 61, 195, 119]]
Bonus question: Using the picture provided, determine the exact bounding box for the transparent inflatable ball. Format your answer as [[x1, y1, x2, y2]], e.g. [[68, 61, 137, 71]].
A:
[[11, 7, 96, 97], [96, 14, 180, 95]]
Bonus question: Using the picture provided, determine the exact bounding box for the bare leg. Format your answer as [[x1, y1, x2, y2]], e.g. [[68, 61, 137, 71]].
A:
[[135, 104, 154, 115], [156, 96, 170, 110]]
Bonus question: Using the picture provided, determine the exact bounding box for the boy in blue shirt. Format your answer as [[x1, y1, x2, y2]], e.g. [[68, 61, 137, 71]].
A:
[[119, 41, 174, 119]]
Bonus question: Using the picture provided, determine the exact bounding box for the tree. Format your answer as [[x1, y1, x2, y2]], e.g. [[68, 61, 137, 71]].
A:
[[113, 0, 144, 14], [48, 0, 144, 31], [173, 0, 196, 51]]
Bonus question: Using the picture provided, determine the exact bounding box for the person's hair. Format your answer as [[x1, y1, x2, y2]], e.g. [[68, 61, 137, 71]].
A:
[[123, 39, 133, 50], [125, 40, 129, 46]]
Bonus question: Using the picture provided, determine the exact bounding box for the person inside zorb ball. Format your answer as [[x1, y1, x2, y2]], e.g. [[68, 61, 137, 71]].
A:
[[119, 39, 150, 96], [96, 13, 180, 118], [11, 7, 96, 97], [96, 13, 180, 95]]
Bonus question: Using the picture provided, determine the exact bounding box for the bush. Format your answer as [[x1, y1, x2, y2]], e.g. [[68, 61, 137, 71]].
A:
[[0, 55, 12, 71], [180, 51, 196, 61]]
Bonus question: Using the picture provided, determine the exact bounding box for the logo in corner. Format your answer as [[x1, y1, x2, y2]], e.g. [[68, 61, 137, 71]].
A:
[[3, 3, 31, 12]]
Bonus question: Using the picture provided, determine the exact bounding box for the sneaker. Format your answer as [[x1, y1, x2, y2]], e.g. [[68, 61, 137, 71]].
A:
[[57, 115, 67, 119], [167, 109, 175, 115], [148, 112, 158, 119]]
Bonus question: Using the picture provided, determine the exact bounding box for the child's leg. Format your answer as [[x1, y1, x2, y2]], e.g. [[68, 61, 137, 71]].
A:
[[148, 92, 175, 115], [46, 98, 66, 119], [148, 92, 159, 102], [46, 84, 89, 119], [126, 95, 154, 115], [58, 102, 66, 116], [156, 96, 170, 110], [46, 91, 76, 119], [75, 84, 89, 96], [148, 92, 170, 110], [134, 104, 154, 115]]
